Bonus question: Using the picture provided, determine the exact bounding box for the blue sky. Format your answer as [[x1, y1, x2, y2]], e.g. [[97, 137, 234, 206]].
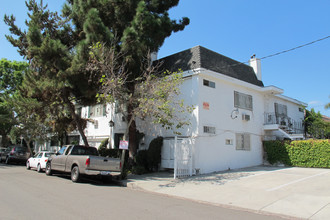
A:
[[1, 0, 329, 116]]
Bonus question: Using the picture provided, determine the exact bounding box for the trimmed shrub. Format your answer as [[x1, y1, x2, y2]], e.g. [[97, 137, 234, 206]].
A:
[[263, 140, 291, 165], [131, 165, 147, 175], [135, 150, 149, 170], [147, 137, 163, 171], [287, 140, 330, 168], [263, 140, 330, 168]]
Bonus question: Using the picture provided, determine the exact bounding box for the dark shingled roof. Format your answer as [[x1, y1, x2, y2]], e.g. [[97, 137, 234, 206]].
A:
[[156, 46, 264, 87]]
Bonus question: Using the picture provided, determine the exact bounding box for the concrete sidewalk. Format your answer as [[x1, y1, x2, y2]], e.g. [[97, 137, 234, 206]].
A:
[[121, 166, 330, 220]]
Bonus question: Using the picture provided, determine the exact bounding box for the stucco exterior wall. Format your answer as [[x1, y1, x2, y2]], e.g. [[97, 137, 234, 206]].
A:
[[193, 69, 264, 173]]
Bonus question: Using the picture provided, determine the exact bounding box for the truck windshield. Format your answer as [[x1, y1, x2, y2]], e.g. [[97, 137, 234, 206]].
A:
[[71, 146, 98, 156]]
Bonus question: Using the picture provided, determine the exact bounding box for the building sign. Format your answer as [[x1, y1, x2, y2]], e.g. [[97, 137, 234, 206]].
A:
[[203, 102, 210, 110], [119, 140, 128, 150]]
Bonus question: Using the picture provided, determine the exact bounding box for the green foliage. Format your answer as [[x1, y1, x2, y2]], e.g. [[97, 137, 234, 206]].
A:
[[263, 140, 292, 165], [0, 59, 28, 147], [98, 140, 121, 158], [304, 108, 330, 139], [147, 137, 163, 171], [325, 96, 330, 109], [131, 165, 148, 175], [98, 138, 109, 150], [5, 0, 189, 153], [6, 93, 51, 155], [263, 140, 330, 168], [133, 69, 194, 135], [135, 150, 149, 170], [0, 59, 27, 96]]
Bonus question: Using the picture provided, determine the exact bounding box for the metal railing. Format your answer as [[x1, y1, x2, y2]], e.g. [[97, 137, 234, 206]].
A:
[[264, 113, 304, 134]]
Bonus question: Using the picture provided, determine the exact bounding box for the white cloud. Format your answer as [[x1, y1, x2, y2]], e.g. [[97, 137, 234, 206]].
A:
[[308, 100, 322, 106]]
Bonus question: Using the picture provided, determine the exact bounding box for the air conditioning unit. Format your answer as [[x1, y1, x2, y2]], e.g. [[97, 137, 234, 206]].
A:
[[242, 114, 250, 121]]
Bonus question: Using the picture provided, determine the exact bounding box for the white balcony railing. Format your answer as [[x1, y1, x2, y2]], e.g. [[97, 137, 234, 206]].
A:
[[264, 113, 304, 134]]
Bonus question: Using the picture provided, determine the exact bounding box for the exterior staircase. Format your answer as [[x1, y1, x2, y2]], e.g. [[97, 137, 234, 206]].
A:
[[264, 113, 304, 140]]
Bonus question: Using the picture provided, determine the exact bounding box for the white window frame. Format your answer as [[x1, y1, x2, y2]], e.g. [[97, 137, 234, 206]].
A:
[[203, 79, 215, 88], [236, 133, 251, 151], [234, 91, 253, 111], [275, 103, 287, 117], [89, 104, 106, 118]]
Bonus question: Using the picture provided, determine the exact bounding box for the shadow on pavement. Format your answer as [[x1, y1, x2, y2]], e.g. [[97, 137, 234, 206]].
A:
[[125, 165, 290, 188]]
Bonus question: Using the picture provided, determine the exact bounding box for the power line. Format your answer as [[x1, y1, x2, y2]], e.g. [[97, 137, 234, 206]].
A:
[[258, 35, 330, 60], [231, 35, 330, 67]]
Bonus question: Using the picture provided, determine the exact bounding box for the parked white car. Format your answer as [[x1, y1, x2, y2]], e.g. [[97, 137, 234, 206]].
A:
[[26, 151, 55, 172]]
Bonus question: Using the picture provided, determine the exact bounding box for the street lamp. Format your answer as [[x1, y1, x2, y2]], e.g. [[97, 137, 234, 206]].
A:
[[109, 120, 115, 127]]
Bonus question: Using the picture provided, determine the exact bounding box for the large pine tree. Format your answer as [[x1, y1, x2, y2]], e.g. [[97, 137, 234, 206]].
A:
[[5, 0, 189, 156]]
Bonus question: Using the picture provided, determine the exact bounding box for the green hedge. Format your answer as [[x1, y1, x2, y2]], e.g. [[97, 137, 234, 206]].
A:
[[263, 140, 330, 168]]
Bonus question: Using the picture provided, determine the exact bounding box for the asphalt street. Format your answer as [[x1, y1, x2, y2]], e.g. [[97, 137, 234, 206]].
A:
[[0, 163, 284, 220]]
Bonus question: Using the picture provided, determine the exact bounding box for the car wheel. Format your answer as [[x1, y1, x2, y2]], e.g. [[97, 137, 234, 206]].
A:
[[37, 164, 42, 173], [26, 161, 31, 170], [71, 166, 80, 183], [45, 163, 52, 176], [5, 157, 10, 165]]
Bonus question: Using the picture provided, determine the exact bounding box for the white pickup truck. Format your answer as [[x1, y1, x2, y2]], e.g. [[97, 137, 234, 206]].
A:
[[45, 145, 121, 183]]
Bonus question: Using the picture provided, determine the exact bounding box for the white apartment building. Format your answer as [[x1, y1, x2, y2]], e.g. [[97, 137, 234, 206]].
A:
[[54, 46, 307, 175]]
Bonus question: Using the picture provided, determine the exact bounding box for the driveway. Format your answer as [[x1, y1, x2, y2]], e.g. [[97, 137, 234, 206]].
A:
[[124, 166, 330, 219]]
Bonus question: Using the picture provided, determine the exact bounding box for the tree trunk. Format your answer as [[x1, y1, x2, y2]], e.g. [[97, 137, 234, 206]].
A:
[[63, 94, 89, 147], [25, 139, 33, 157], [127, 83, 137, 160], [0, 131, 9, 148], [128, 118, 137, 159]]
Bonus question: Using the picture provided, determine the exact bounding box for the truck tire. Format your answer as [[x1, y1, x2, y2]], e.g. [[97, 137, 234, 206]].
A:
[[71, 166, 80, 183], [45, 163, 52, 176]]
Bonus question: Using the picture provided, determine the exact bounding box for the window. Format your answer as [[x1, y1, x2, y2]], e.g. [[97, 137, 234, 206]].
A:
[[274, 103, 287, 117], [236, 133, 250, 151], [65, 146, 72, 155], [89, 104, 107, 117], [115, 102, 127, 114], [71, 146, 98, 156], [57, 147, 67, 155], [225, 139, 233, 145], [203, 79, 215, 88], [94, 120, 99, 129], [45, 153, 55, 157], [234, 91, 253, 111], [76, 107, 82, 117], [203, 126, 216, 134]]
